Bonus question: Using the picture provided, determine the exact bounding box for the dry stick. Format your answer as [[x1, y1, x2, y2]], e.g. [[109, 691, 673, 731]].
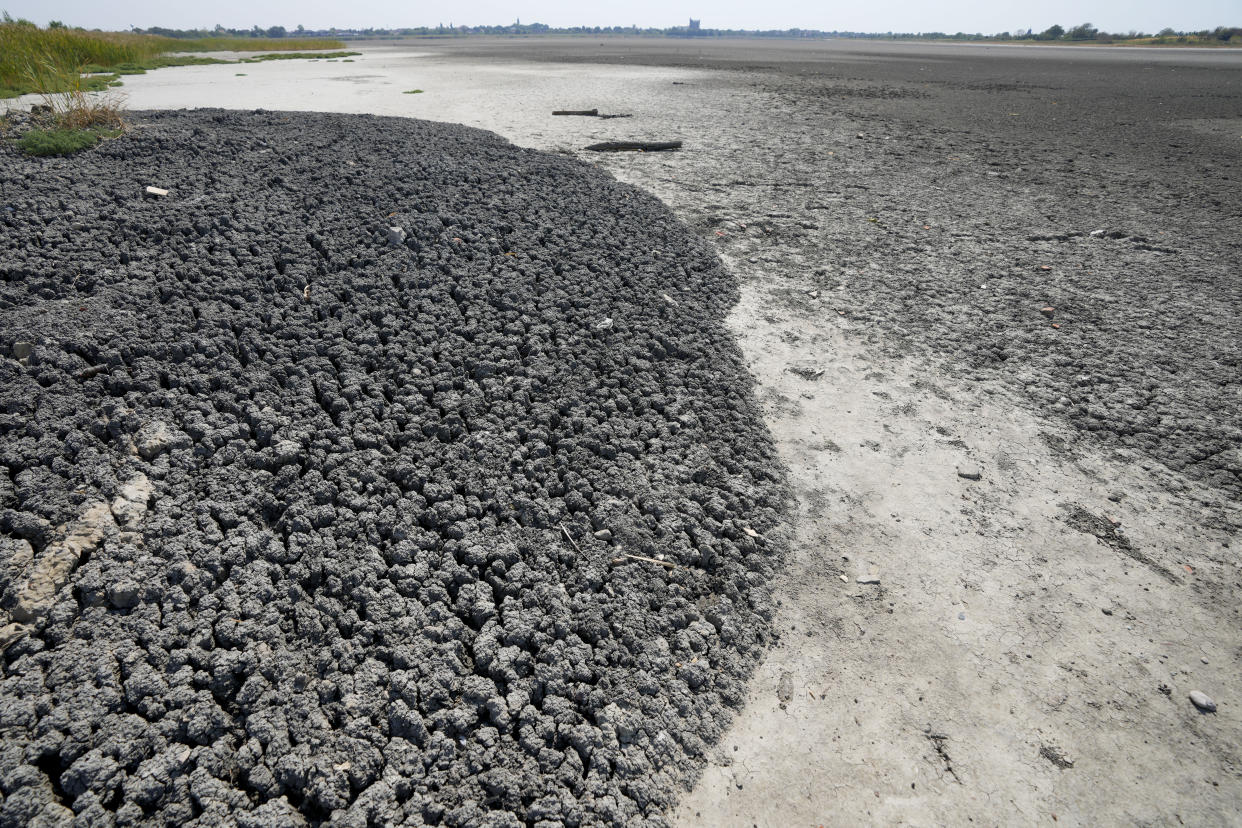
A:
[[558, 523, 584, 555], [612, 552, 683, 570], [552, 109, 598, 116], [559, 523, 688, 572]]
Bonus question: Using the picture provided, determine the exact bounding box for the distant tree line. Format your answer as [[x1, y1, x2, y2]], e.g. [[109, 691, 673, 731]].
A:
[[126, 21, 1242, 45], [1002, 23, 1242, 43], [133, 24, 306, 39]]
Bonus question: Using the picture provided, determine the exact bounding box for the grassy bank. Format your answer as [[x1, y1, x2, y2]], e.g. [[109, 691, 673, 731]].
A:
[[0, 21, 348, 98]]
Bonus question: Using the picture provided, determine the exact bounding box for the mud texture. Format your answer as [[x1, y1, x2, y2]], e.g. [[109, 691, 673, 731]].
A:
[[377, 39, 1241, 824], [0, 110, 787, 826], [444, 37, 1242, 498]]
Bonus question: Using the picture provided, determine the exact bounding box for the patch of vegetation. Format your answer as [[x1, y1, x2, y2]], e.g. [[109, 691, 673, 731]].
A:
[[239, 51, 361, 62], [1, 20, 350, 98], [15, 126, 118, 156], [403, 89, 424, 94], [171, 36, 348, 52], [82, 56, 231, 76], [1, 17, 167, 96]]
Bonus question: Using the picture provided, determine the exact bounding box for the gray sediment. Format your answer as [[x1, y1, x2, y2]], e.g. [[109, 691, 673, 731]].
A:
[[0, 110, 788, 826]]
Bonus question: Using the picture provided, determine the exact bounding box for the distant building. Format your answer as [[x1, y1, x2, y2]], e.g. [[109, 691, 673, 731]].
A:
[[689, 18, 701, 32]]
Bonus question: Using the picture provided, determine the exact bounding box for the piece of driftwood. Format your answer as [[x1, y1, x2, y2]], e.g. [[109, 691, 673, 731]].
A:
[[598, 113, 633, 120], [553, 109, 599, 116], [584, 141, 683, 153]]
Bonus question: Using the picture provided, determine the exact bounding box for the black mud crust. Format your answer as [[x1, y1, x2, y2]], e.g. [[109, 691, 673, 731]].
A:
[[0, 110, 788, 826]]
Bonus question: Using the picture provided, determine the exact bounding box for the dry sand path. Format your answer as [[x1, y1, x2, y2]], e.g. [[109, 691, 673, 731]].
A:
[[48, 40, 1242, 825]]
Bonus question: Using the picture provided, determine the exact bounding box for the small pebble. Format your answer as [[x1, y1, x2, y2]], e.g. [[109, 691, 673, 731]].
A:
[[958, 612, 966, 620], [856, 576, 880, 585], [1101, 608, 1113, 616], [1189, 691, 1217, 713], [957, 463, 982, 481], [386, 226, 406, 246], [593, 529, 612, 541]]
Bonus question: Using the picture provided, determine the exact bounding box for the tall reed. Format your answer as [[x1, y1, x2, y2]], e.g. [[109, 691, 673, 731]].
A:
[[0, 22, 167, 95], [1, 22, 346, 97]]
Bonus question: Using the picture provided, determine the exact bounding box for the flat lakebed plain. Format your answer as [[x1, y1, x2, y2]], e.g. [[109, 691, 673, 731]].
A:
[[1, 37, 1241, 826]]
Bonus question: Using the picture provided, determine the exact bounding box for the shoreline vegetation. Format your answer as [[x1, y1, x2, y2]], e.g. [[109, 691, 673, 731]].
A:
[[132, 20, 1241, 47], [0, 17, 351, 99]]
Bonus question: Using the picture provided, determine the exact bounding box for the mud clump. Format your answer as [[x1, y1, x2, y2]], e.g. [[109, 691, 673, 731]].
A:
[[0, 110, 788, 825]]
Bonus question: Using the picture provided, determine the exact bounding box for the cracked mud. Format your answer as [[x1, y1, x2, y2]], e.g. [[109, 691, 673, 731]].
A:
[[0, 110, 787, 826]]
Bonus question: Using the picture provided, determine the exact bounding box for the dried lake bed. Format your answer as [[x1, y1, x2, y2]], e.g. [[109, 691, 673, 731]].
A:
[[3, 37, 1241, 826]]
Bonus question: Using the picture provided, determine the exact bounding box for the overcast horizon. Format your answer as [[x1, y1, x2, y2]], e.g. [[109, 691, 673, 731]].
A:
[[5, 0, 1239, 36]]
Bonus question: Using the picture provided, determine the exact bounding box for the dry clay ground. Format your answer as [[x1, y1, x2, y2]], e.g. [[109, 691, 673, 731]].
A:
[[391, 39, 1242, 826], [38, 39, 1242, 824]]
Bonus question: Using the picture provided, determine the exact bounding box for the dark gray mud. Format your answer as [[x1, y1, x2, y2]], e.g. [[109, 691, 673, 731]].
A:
[[435, 38, 1242, 497], [0, 110, 787, 826]]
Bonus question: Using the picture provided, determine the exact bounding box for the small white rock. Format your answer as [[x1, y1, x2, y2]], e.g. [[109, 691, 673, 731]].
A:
[[957, 463, 982, 481], [386, 226, 406, 245], [1189, 691, 1217, 713], [145, 186, 169, 197]]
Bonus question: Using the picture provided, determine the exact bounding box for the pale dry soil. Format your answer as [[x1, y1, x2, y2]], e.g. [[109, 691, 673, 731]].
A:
[[33, 41, 1242, 825]]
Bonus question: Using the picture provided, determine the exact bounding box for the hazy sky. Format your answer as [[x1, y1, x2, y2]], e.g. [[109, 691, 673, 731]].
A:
[[10, 0, 1239, 35]]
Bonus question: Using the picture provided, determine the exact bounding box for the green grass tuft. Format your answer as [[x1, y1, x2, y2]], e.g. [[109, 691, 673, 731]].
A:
[[16, 126, 116, 156], [403, 89, 424, 94]]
